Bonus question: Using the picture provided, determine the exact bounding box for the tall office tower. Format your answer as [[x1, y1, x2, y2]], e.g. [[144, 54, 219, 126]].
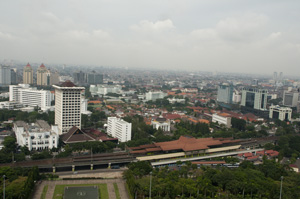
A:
[[53, 81, 85, 135], [241, 87, 270, 111], [50, 71, 60, 85], [9, 84, 51, 109], [86, 72, 103, 84], [252, 79, 259, 86], [107, 117, 132, 142], [283, 90, 300, 107], [11, 68, 17, 84], [73, 71, 86, 85], [273, 72, 277, 82], [23, 63, 33, 84], [37, 63, 48, 86], [0, 65, 11, 86], [217, 83, 233, 104], [279, 72, 283, 83]]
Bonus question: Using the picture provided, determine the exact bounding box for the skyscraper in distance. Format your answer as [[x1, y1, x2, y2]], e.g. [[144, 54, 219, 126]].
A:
[[23, 63, 33, 84], [0, 65, 11, 86], [37, 63, 48, 86]]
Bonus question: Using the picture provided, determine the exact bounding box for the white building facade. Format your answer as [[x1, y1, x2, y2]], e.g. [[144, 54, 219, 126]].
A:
[[107, 117, 132, 142], [53, 81, 84, 135], [14, 120, 59, 151], [151, 118, 171, 131], [212, 113, 232, 128], [9, 84, 51, 110], [269, 105, 292, 121], [145, 91, 167, 101], [90, 84, 122, 96]]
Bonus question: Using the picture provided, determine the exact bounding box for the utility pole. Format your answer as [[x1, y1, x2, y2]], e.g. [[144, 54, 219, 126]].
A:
[[280, 176, 284, 199], [3, 175, 5, 199], [149, 172, 152, 199]]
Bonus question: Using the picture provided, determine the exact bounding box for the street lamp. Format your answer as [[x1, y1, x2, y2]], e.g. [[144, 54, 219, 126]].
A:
[[149, 172, 152, 199], [3, 175, 5, 199], [280, 176, 284, 199]]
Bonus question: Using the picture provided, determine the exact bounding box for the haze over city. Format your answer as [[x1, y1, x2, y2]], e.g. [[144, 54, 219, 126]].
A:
[[1, 0, 300, 75]]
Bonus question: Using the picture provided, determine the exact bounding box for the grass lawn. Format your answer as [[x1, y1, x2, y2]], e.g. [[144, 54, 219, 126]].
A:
[[40, 185, 48, 199], [52, 184, 108, 199], [113, 183, 121, 199]]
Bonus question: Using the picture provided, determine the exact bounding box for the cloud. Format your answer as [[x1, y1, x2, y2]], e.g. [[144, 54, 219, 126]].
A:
[[130, 19, 175, 33], [216, 13, 269, 42]]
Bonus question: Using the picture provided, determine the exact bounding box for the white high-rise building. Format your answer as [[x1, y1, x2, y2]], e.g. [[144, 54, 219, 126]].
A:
[[0, 65, 11, 86], [107, 117, 132, 142], [14, 120, 59, 151], [53, 81, 84, 135], [9, 84, 51, 109]]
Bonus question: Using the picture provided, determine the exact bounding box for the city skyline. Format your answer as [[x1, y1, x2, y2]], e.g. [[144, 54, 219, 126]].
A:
[[0, 1, 300, 75]]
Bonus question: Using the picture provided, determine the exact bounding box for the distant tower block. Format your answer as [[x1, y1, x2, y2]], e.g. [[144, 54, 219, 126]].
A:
[[23, 63, 33, 84]]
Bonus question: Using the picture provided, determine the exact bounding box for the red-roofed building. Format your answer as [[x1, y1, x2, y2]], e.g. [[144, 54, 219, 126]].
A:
[[130, 136, 240, 156]]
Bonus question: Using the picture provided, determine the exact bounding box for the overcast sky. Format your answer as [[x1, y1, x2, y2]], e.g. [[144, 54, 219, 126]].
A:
[[0, 0, 299, 75]]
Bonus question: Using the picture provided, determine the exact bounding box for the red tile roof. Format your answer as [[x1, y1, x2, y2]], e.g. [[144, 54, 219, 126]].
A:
[[247, 155, 259, 160], [243, 152, 253, 157]]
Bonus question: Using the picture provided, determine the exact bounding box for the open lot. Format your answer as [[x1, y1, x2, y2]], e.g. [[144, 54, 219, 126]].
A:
[[32, 179, 129, 199]]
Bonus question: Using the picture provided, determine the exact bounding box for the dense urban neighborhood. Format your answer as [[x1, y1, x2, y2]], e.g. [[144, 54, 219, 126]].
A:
[[0, 63, 300, 198]]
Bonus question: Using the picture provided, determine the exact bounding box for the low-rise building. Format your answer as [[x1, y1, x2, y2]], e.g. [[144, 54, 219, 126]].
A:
[[145, 91, 167, 101], [269, 105, 292, 121], [151, 117, 171, 131], [0, 101, 23, 110], [212, 113, 231, 128], [14, 120, 59, 151]]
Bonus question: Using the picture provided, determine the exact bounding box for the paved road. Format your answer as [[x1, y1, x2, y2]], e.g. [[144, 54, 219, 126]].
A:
[[32, 179, 129, 199]]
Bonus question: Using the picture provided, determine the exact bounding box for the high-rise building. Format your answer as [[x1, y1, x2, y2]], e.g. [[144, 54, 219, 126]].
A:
[[9, 84, 51, 109], [241, 87, 270, 111], [0, 65, 11, 86], [107, 117, 132, 142], [217, 83, 233, 104], [86, 72, 103, 85], [11, 68, 17, 84], [73, 71, 85, 85], [283, 90, 299, 107], [37, 63, 48, 86], [23, 63, 33, 84], [273, 72, 277, 82], [53, 81, 85, 135], [50, 71, 60, 85]]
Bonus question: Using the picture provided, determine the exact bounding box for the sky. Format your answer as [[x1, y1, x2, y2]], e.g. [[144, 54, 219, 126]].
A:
[[0, 0, 300, 75]]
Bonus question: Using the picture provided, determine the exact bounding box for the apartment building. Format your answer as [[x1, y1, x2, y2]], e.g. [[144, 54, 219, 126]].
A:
[[107, 117, 132, 142]]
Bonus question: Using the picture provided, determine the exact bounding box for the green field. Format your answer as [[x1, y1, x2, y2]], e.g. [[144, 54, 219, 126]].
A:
[[52, 184, 108, 199]]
